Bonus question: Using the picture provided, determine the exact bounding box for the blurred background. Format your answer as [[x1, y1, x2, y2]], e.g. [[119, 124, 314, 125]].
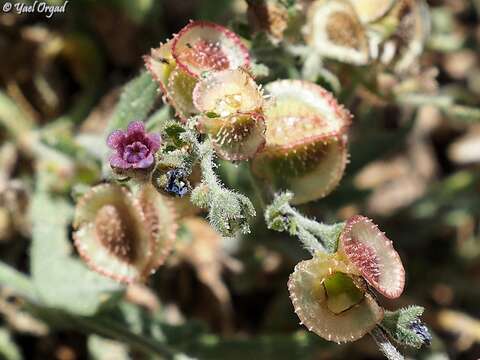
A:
[[0, 0, 480, 359]]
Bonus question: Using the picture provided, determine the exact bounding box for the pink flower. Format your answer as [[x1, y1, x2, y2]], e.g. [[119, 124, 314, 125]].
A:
[[107, 121, 161, 171]]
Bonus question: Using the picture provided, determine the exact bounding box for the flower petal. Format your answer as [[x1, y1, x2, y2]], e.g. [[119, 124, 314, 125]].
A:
[[133, 153, 154, 169], [147, 133, 161, 152], [110, 154, 132, 170], [107, 130, 126, 150], [127, 121, 146, 136]]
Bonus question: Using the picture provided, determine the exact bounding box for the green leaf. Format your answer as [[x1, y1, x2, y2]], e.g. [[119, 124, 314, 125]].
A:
[[88, 335, 131, 360], [165, 124, 187, 147], [0, 91, 34, 144], [381, 306, 431, 349], [0, 261, 36, 301], [185, 331, 332, 360], [146, 106, 172, 132], [30, 190, 122, 316], [0, 328, 21, 360], [106, 71, 158, 134], [205, 111, 220, 118]]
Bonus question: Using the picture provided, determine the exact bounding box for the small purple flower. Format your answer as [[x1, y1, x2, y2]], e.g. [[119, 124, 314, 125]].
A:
[[107, 121, 161, 171]]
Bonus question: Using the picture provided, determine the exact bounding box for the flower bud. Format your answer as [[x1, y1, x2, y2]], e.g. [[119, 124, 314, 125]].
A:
[[164, 168, 191, 197], [288, 252, 384, 343], [193, 68, 266, 160], [338, 215, 405, 299], [73, 184, 176, 283], [251, 80, 351, 205], [410, 319, 431, 346], [151, 165, 202, 218], [305, 0, 370, 65]]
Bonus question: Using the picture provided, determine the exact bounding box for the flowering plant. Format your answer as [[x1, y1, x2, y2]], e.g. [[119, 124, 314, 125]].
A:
[[70, 15, 433, 358], [6, 1, 480, 359]]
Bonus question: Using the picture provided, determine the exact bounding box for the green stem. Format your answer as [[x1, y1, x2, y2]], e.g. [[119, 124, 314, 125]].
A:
[[245, 167, 269, 211], [73, 316, 179, 359], [198, 139, 222, 193], [288, 206, 341, 254], [370, 327, 404, 360], [265, 193, 343, 254], [396, 94, 480, 123]]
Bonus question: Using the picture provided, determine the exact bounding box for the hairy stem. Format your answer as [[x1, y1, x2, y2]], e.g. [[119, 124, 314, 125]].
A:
[[370, 327, 405, 360], [180, 125, 255, 237], [265, 193, 343, 254]]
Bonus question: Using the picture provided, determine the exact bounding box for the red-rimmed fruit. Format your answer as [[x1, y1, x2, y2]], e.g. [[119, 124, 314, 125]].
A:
[[193, 69, 266, 160], [351, 0, 396, 23], [73, 184, 177, 283], [305, 0, 370, 65], [338, 215, 405, 299], [288, 252, 384, 343], [145, 40, 199, 121], [172, 21, 250, 77], [252, 80, 351, 205]]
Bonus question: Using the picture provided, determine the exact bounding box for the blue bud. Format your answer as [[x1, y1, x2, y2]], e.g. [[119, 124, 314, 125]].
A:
[[410, 319, 432, 346], [165, 169, 191, 197]]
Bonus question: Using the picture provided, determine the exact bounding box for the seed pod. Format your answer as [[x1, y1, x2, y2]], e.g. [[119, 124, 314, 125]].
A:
[[305, 0, 370, 65], [350, 0, 396, 23], [391, 0, 430, 73], [193, 69, 266, 160], [288, 252, 384, 343], [172, 21, 250, 78], [144, 41, 198, 121], [251, 80, 351, 205], [166, 69, 198, 118], [371, 0, 430, 73], [338, 215, 405, 299], [137, 184, 177, 275], [247, 0, 289, 41], [73, 184, 176, 283]]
